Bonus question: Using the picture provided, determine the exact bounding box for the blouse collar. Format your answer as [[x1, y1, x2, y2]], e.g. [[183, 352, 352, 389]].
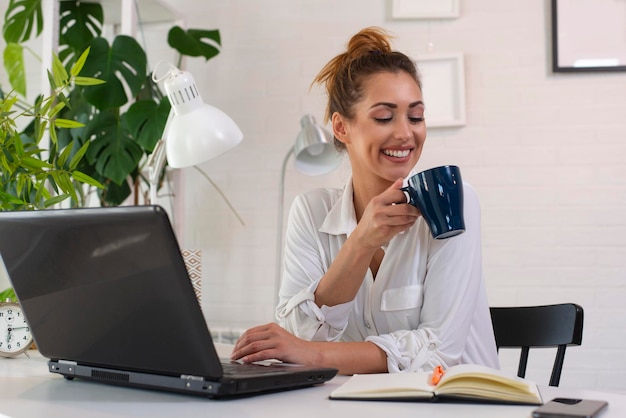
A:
[[319, 176, 357, 237], [318, 169, 418, 238]]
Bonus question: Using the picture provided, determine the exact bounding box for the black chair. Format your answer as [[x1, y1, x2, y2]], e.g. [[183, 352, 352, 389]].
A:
[[489, 303, 584, 387]]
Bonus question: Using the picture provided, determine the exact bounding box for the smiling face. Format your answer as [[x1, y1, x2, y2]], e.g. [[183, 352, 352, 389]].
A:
[[332, 70, 426, 195]]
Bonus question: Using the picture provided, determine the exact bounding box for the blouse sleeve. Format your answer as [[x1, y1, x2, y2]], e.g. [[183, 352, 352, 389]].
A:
[[365, 183, 494, 372], [275, 192, 352, 341]]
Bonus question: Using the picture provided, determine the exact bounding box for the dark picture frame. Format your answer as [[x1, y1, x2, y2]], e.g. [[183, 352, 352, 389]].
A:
[[551, 0, 626, 73]]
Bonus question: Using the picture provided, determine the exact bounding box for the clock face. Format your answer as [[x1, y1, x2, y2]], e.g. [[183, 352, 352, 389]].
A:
[[0, 303, 33, 356]]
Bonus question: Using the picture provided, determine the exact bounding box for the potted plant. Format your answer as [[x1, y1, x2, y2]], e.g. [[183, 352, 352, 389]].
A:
[[1, 47, 104, 207], [0, 48, 104, 298], [3, 0, 224, 207]]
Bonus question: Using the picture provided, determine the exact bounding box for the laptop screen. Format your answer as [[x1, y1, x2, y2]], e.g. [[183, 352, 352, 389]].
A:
[[0, 206, 223, 379]]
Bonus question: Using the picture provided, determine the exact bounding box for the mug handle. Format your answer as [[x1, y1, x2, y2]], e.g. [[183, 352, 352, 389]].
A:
[[399, 186, 414, 206]]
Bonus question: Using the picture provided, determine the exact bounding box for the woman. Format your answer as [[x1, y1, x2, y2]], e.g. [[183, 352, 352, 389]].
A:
[[231, 27, 499, 375]]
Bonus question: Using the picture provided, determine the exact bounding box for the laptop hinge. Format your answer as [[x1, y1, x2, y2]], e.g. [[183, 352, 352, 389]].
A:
[[50, 359, 78, 376], [180, 374, 220, 394]]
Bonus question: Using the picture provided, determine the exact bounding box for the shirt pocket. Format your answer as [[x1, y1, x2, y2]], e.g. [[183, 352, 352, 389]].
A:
[[380, 284, 424, 312]]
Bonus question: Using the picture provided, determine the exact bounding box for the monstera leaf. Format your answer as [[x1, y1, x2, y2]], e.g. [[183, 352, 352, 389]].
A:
[[58, 1, 103, 65], [83, 110, 143, 185], [167, 27, 221, 61], [80, 36, 147, 110], [124, 97, 171, 152], [2, 0, 43, 43]]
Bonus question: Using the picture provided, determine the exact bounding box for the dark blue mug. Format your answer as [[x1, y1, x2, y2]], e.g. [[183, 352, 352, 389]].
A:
[[401, 165, 465, 239]]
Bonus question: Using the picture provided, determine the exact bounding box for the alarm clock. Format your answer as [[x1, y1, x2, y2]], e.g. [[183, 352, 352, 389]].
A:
[[0, 298, 34, 357]]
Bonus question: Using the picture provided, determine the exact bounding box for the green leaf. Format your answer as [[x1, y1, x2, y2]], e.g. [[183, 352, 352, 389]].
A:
[[38, 93, 52, 116], [70, 46, 91, 77], [167, 27, 221, 61], [49, 121, 58, 145], [0, 94, 19, 113], [57, 140, 73, 167], [56, 171, 78, 201], [0, 288, 17, 302], [124, 97, 171, 152], [52, 53, 69, 87], [73, 76, 105, 86], [99, 178, 131, 206], [0, 189, 24, 206], [72, 170, 104, 189], [44, 193, 71, 208], [49, 171, 64, 192], [35, 181, 53, 203], [49, 101, 66, 118], [54, 118, 84, 129], [35, 119, 48, 144], [68, 140, 90, 170], [3, 0, 43, 43], [80, 36, 147, 110], [59, 1, 103, 54], [66, 142, 89, 170], [20, 156, 52, 170], [3, 43, 26, 96], [12, 131, 25, 155], [46, 69, 59, 91], [84, 111, 143, 184], [55, 92, 71, 111]]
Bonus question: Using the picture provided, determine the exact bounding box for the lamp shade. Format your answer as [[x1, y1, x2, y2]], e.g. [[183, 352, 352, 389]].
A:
[[293, 114, 341, 175], [161, 65, 243, 168]]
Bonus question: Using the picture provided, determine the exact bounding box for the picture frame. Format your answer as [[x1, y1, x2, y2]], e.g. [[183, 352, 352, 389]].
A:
[[391, 0, 460, 19], [416, 53, 466, 128], [551, 0, 626, 73]]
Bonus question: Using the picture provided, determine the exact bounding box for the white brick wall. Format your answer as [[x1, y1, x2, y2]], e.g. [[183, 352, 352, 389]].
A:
[[3, 0, 626, 392]]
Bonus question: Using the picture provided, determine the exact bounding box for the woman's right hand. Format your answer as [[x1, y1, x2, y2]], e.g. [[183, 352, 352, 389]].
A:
[[231, 323, 389, 375], [352, 178, 420, 250], [231, 322, 321, 366]]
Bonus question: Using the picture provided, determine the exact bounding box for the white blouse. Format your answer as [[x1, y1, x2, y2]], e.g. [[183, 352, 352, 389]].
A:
[[275, 176, 500, 373]]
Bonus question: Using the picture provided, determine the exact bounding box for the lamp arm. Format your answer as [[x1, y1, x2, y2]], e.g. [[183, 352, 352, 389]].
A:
[[147, 139, 167, 204], [275, 146, 295, 307], [146, 110, 174, 204]]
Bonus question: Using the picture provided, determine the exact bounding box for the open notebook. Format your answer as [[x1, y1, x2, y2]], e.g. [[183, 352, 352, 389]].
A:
[[0, 205, 337, 398]]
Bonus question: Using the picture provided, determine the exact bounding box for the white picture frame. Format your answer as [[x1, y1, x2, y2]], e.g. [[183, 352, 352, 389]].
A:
[[416, 53, 466, 128], [391, 0, 460, 19]]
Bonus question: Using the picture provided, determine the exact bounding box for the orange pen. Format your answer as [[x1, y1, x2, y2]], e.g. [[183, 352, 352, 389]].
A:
[[430, 365, 445, 385]]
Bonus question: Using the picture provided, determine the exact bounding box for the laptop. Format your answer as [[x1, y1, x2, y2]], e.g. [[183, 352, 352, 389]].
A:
[[0, 205, 337, 398]]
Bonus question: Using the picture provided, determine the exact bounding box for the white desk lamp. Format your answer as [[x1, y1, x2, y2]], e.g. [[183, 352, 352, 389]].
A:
[[275, 114, 342, 303], [148, 62, 243, 204]]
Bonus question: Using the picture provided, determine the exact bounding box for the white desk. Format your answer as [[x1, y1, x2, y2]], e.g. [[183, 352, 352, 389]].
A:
[[1, 351, 624, 418]]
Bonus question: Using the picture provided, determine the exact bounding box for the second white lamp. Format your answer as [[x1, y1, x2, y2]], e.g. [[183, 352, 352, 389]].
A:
[[275, 115, 342, 302], [148, 63, 243, 204]]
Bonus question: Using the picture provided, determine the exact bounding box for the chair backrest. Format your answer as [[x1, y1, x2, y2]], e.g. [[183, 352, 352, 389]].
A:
[[489, 303, 584, 387]]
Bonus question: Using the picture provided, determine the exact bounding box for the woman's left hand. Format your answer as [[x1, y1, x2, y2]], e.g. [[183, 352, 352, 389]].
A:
[[230, 322, 321, 365]]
